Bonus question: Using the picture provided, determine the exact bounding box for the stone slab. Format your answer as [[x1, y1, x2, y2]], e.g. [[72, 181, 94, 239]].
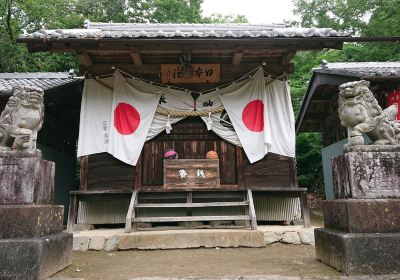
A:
[[332, 152, 400, 199], [0, 155, 54, 204], [315, 228, 400, 275], [322, 199, 400, 233], [0, 232, 72, 280], [118, 229, 265, 250], [0, 205, 64, 238]]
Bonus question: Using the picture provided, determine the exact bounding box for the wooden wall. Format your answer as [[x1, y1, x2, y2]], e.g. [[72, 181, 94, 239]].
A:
[[85, 153, 135, 190], [84, 117, 296, 190], [242, 153, 296, 188]]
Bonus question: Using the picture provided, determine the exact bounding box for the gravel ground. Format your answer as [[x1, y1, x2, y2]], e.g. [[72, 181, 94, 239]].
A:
[[52, 245, 342, 279]]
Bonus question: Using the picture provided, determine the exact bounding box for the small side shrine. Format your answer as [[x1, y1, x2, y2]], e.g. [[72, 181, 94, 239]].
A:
[[18, 22, 356, 230]]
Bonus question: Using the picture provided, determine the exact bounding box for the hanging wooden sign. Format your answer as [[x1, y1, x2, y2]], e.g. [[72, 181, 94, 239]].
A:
[[160, 64, 220, 84]]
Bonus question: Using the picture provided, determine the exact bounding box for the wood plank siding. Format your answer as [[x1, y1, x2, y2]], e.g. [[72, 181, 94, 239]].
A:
[[85, 117, 296, 190]]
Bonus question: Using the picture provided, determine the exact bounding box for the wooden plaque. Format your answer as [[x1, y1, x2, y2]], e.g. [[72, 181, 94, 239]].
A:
[[160, 64, 220, 83], [163, 159, 220, 189]]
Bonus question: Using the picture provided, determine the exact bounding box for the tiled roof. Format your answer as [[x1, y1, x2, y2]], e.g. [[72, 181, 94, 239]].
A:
[[0, 72, 82, 94], [19, 21, 351, 40], [313, 62, 400, 77]]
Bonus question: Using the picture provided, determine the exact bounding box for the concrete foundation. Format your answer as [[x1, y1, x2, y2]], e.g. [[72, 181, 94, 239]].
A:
[[315, 228, 400, 275], [72, 226, 315, 251], [0, 232, 72, 280], [118, 229, 265, 250]]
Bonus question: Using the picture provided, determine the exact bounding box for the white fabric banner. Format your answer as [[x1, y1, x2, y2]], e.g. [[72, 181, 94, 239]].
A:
[[77, 77, 114, 157], [146, 87, 194, 141], [219, 68, 268, 163], [107, 72, 160, 165], [264, 77, 296, 157]]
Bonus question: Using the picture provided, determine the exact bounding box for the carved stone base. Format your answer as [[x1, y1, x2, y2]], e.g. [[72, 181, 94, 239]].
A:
[[343, 145, 400, 153], [0, 232, 72, 280], [315, 228, 400, 275], [0, 205, 64, 238], [0, 152, 54, 204], [332, 151, 400, 199], [322, 199, 400, 233]]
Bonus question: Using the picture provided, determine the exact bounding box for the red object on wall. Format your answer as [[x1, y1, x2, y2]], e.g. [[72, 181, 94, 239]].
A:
[[387, 89, 400, 121]]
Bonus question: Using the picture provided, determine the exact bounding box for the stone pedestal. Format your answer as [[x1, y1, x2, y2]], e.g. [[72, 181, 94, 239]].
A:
[[332, 150, 400, 199], [0, 151, 54, 204], [316, 149, 400, 275], [0, 152, 72, 280]]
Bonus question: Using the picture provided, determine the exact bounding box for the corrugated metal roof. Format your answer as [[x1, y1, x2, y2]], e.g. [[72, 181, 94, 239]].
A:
[[313, 62, 400, 77], [0, 72, 82, 94], [19, 20, 351, 40]]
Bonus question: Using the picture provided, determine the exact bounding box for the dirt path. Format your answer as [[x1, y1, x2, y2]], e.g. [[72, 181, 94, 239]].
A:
[[54, 244, 341, 280]]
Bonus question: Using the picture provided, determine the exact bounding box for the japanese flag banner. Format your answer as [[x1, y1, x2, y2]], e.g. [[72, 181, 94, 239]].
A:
[[108, 71, 160, 165], [220, 67, 295, 163], [77, 77, 114, 157], [113, 76, 195, 141]]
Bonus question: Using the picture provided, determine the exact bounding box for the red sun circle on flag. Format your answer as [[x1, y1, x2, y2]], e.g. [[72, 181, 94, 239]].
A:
[[242, 99, 264, 132], [114, 103, 140, 135]]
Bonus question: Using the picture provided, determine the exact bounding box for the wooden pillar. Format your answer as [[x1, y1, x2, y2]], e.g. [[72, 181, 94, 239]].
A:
[[79, 156, 88, 191], [67, 194, 78, 233], [300, 191, 311, 228]]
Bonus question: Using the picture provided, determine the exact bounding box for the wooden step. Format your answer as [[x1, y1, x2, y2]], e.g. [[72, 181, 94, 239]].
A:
[[132, 215, 251, 223], [139, 193, 245, 200], [136, 201, 249, 208]]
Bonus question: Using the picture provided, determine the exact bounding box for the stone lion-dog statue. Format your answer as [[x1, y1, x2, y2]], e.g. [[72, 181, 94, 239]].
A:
[[338, 80, 400, 148], [0, 85, 44, 150]]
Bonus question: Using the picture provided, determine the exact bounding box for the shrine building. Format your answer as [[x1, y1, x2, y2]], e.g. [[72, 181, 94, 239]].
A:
[[16, 22, 398, 230]]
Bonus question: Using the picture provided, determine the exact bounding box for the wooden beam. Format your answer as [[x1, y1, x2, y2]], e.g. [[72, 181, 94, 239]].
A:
[[310, 99, 331, 103], [80, 63, 294, 77], [232, 48, 244, 66], [83, 48, 286, 56], [129, 48, 142, 66], [125, 190, 138, 233], [77, 52, 92, 66]]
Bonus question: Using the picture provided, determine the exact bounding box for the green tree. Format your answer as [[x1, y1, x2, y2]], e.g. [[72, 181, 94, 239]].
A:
[[0, 0, 211, 73]]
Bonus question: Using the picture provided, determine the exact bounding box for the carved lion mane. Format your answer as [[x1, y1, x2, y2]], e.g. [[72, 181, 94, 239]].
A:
[[338, 80, 400, 147], [0, 85, 44, 150]]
